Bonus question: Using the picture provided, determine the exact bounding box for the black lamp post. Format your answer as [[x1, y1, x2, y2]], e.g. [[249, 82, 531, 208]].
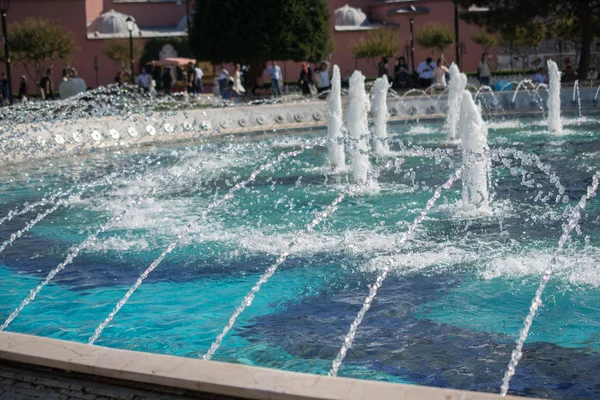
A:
[[93, 55, 99, 87], [185, 0, 191, 35], [388, 5, 429, 73], [1, 0, 12, 105], [177, 0, 191, 35], [125, 16, 135, 84], [454, 4, 460, 68]]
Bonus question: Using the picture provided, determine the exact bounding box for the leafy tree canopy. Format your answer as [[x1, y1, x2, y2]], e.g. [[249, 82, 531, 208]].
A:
[[5, 18, 76, 82], [454, 0, 600, 78], [104, 39, 144, 75], [191, 0, 332, 64], [350, 29, 401, 62], [416, 23, 454, 55], [470, 29, 497, 52]]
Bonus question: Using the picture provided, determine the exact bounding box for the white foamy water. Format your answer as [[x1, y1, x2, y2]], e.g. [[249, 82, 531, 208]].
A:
[[481, 248, 600, 288], [406, 125, 439, 135]]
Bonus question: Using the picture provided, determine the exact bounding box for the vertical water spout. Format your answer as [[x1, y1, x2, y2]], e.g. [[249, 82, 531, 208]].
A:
[[573, 79, 582, 118], [347, 71, 371, 184], [547, 59, 562, 134], [459, 90, 490, 209], [446, 63, 468, 141], [327, 65, 346, 169], [372, 75, 390, 155]]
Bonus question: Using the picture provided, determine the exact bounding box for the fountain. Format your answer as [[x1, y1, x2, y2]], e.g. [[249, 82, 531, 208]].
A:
[[327, 65, 346, 170], [446, 63, 468, 141], [458, 90, 490, 209], [573, 79, 582, 118], [0, 65, 600, 400], [346, 71, 371, 184], [372, 75, 390, 156], [547, 60, 563, 134]]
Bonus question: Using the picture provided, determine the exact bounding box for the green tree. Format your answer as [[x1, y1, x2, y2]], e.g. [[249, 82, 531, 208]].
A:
[[454, 0, 600, 79], [515, 21, 547, 58], [471, 29, 497, 52], [6, 18, 76, 83], [191, 0, 332, 86], [416, 23, 455, 56], [497, 22, 546, 72], [103, 39, 143, 76], [551, 17, 581, 66], [350, 29, 401, 64]]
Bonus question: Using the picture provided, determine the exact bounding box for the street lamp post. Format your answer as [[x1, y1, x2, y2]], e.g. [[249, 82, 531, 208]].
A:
[[454, 4, 460, 68], [409, 17, 415, 73], [93, 55, 99, 87], [125, 16, 135, 84], [1, 0, 12, 105], [185, 0, 191, 35], [387, 5, 429, 74]]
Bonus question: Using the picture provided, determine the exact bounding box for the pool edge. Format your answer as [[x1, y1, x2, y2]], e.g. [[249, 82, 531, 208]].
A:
[[0, 331, 534, 400]]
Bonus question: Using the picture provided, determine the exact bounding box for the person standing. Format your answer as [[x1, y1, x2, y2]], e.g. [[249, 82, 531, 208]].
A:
[[432, 58, 449, 89], [233, 64, 246, 95], [393, 57, 410, 88], [187, 62, 196, 94], [152, 67, 163, 92], [317, 62, 330, 93], [378, 57, 390, 79], [477, 53, 493, 86], [267, 61, 282, 97], [218, 64, 229, 94], [416, 57, 436, 87], [298, 62, 313, 95], [194, 62, 204, 94], [18, 76, 28, 102], [162, 67, 173, 95], [136, 69, 151, 92], [40, 68, 56, 100]]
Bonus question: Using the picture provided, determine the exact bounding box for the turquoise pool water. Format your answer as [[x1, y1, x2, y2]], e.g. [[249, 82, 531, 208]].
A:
[[1, 115, 599, 398]]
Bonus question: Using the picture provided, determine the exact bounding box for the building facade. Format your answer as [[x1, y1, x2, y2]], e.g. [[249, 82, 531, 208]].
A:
[[3, 0, 545, 93]]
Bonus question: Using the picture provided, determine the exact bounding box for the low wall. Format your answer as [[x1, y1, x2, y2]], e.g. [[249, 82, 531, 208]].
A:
[[1, 86, 598, 165], [0, 331, 532, 400]]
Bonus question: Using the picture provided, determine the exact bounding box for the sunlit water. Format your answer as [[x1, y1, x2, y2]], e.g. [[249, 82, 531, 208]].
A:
[[1, 115, 600, 399]]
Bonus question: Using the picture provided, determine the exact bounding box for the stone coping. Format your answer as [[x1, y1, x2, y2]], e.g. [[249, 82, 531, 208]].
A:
[[0, 331, 534, 400]]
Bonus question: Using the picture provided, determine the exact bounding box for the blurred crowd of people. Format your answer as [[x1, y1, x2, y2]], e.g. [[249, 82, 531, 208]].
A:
[[13, 48, 594, 104]]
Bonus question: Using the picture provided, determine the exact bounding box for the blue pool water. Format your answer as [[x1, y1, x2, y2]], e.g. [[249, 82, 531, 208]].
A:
[[1, 115, 600, 398]]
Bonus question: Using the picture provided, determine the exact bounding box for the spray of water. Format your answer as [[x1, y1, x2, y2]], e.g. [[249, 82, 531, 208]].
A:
[[547, 60, 563, 134], [372, 75, 390, 156], [202, 184, 356, 360], [572, 80, 582, 119], [0, 156, 158, 228], [446, 63, 468, 141], [500, 172, 600, 396], [0, 152, 213, 331], [347, 71, 371, 184], [327, 65, 346, 170], [0, 156, 167, 255], [0, 195, 149, 331], [87, 145, 317, 344], [459, 90, 490, 209], [329, 168, 462, 376]]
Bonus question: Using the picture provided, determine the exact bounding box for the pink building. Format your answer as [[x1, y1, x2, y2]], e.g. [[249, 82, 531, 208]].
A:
[[4, 0, 490, 93]]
